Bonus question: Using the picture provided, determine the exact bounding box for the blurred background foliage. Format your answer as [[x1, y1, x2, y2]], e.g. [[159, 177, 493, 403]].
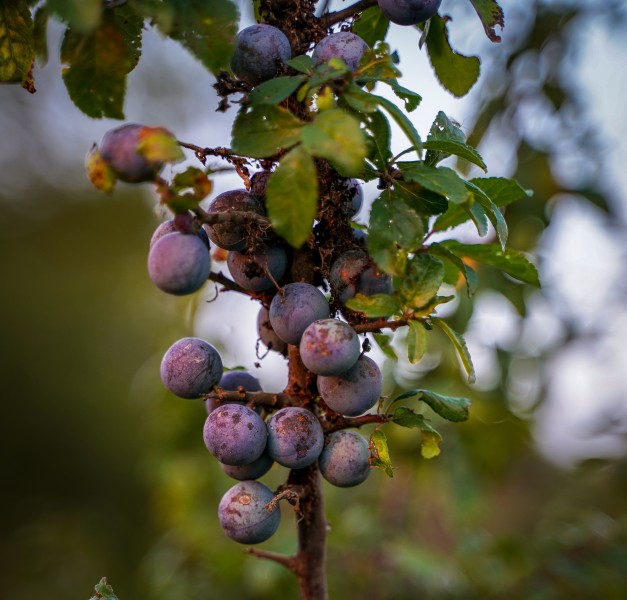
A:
[[1, 1, 627, 599]]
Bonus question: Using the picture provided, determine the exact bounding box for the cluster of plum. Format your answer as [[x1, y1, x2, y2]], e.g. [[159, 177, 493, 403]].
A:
[[151, 206, 387, 543], [93, 0, 445, 548], [230, 0, 442, 85]]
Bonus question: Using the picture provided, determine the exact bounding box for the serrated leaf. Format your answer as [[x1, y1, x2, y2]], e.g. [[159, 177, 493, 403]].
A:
[[428, 242, 478, 297], [286, 54, 314, 74], [391, 407, 442, 458], [266, 145, 318, 248], [356, 44, 401, 81], [433, 195, 488, 235], [366, 109, 392, 169], [387, 80, 421, 112], [471, 177, 531, 207], [469, 0, 505, 42], [433, 177, 530, 233], [418, 389, 471, 422], [161, 0, 238, 74], [48, 0, 101, 33], [0, 1, 34, 86], [301, 109, 367, 177], [231, 105, 304, 157], [440, 241, 540, 287], [369, 429, 393, 477], [400, 253, 444, 310], [371, 93, 422, 154], [431, 317, 475, 384], [407, 320, 427, 364], [426, 14, 480, 97], [90, 577, 119, 600], [249, 75, 306, 106], [345, 293, 402, 318], [374, 332, 397, 360], [342, 82, 379, 113], [398, 161, 468, 205], [466, 179, 507, 248], [424, 140, 486, 172], [367, 189, 425, 275], [137, 127, 184, 163], [353, 5, 389, 47], [308, 60, 350, 88], [85, 144, 117, 193], [171, 166, 213, 199], [61, 6, 142, 119], [394, 180, 448, 216]]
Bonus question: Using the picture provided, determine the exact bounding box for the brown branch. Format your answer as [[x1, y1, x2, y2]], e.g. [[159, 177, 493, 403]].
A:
[[319, 0, 378, 28], [352, 318, 409, 334], [178, 141, 248, 164], [206, 389, 291, 409], [245, 547, 299, 573], [323, 412, 390, 434], [266, 485, 304, 514]]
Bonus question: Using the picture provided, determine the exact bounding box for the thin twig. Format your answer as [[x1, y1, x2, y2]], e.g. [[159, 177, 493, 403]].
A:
[[323, 412, 390, 434], [352, 318, 409, 334], [319, 0, 378, 28], [245, 548, 300, 573], [206, 389, 292, 409]]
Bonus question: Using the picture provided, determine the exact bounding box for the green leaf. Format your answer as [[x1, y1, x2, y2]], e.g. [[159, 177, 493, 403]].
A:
[[440, 241, 541, 287], [470, 177, 531, 207], [466, 180, 508, 248], [407, 320, 427, 365], [418, 389, 471, 422], [398, 161, 468, 204], [286, 54, 314, 74], [345, 293, 402, 318], [249, 75, 306, 106], [301, 109, 367, 177], [48, 0, 101, 33], [61, 5, 143, 119], [0, 0, 34, 85], [433, 177, 530, 232], [171, 166, 213, 200], [367, 189, 425, 275], [393, 180, 448, 216], [426, 14, 480, 97], [431, 317, 476, 384], [266, 145, 318, 248], [387, 79, 421, 112], [369, 429, 394, 477], [342, 82, 379, 114], [469, 0, 505, 42], [371, 93, 422, 154], [353, 5, 389, 47], [399, 253, 444, 310], [161, 0, 238, 74], [365, 109, 392, 169], [374, 332, 397, 360], [391, 408, 442, 459], [231, 105, 304, 157], [90, 577, 119, 600], [308, 60, 350, 88], [424, 139, 487, 172], [428, 242, 478, 297]]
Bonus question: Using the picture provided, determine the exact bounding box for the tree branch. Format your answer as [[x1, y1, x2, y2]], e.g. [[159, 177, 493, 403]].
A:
[[353, 318, 409, 334], [319, 0, 378, 28], [245, 548, 299, 573], [322, 412, 390, 434], [206, 389, 291, 409]]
